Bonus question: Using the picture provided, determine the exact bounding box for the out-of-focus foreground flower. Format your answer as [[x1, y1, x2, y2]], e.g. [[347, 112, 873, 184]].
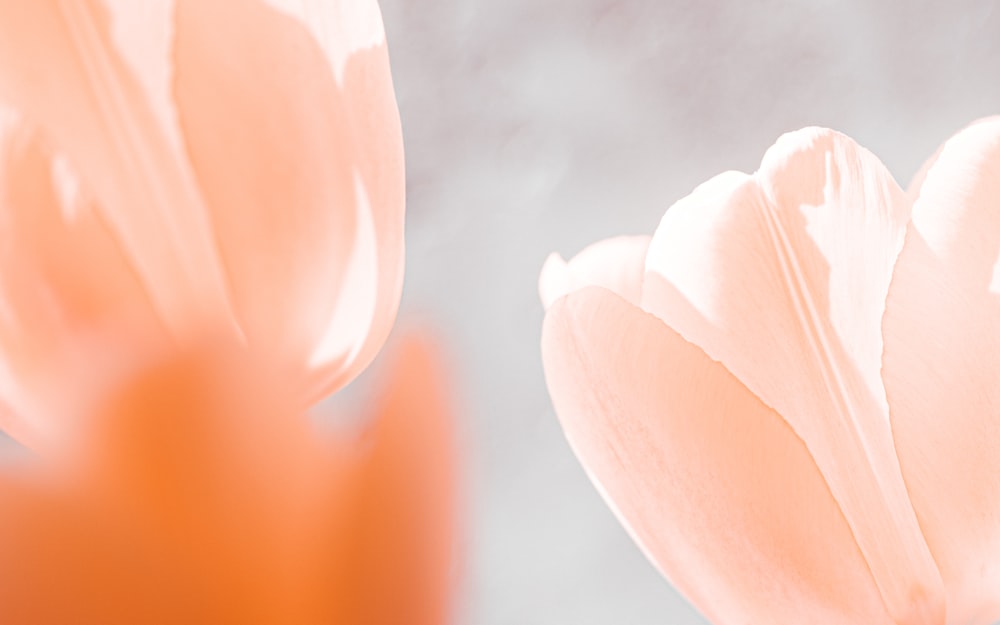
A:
[[0, 1, 454, 623], [540, 118, 1000, 625]]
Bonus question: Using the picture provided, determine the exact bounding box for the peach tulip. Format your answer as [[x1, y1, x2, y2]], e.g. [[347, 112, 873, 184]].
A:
[[0, 0, 405, 448], [0, 1, 454, 623], [541, 119, 1000, 625]]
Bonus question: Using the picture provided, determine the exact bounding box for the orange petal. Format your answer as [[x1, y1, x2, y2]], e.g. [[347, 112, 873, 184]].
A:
[[0, 111, 165, 447], [0, 332, 455, 624], [173, 0, 404, 401], [641, 128, 943, 624], [882, 117, 1000, 625], [0, 0, 235, 336], [329, 334, 457, 625], [542, 286, 892, 625], [77, 340, 336, 623], [0, 473, 191, 625], [539, 235, 651, 308]]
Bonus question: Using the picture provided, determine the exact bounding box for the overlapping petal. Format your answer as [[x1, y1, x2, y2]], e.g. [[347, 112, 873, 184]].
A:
[[174, 0, 405, 402], [0, 2, 444, 622], [640, 128, 942, 623], [253, 0, 405, 400], [539, 235, 651, 308], [0, 0, 405, 420], [542, 286, 892, 625], [542, 120, 1000, 624], [883, 117, 1000, 625], [0, 0, 235, 336], [0, 111, 165, 447]]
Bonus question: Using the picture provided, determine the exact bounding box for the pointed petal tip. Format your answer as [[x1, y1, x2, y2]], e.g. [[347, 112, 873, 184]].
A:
[[539, 252, 570, 310], [539, 236, 652, 313], [758, 126, 841, 167], [907, 116, 1000, 201]]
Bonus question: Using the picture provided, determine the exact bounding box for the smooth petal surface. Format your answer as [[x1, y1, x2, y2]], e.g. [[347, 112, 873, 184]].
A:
[[0, 112, 164, 447], [641, 128, 943, 624], [309, 37, 406, 401], [174, 0, 405, 402], [883, 117, 1000, 625], [542, 286, 891, 625], [0, 0, 235, 336], [539, 235, 651, 308], [0, 333, 454, 624], [0, 1, 405, 409]]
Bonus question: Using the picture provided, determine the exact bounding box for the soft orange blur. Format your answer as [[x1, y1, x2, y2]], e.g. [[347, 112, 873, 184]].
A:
[[0, 334, 455, 625]]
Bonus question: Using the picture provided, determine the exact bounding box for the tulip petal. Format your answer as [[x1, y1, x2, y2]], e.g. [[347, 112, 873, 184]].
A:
[[257, 0, 405, 400], [173, 0, 404, 402], [539, 235, 652, 309], [329, 335, 456, 625], [261, 0, 389, 85], [641, 128, 943, 624], [0, 474, 191, 625], [0, 342, 339, 624], [0, 112, 164, 447], [542, 286, 892, 625], [882, 117, 1000, 625], [309, 37, 405, 400], [0, 0, 235, 336], [0, 333, 454, 624]]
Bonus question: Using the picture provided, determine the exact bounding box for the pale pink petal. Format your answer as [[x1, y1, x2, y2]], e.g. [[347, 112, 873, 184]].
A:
[[260, 0, 389, 85], [641, 128, 943, 623], [0, 111, 164, 448], [0, 0, 235, 336], [906, 144, 942, 206], [255, 0, 405, 401], [542, 286, 892, 625], [173, 0, 404, 402], [304, 37, 406, 402], [539, 235, 651, 309], [882, 117, 1000, 625]]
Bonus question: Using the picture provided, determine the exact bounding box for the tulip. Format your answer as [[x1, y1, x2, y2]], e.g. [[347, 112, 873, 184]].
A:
[[541, 118, 1000, 625], [0, 0, 405, 447], [0, 1, 454, 623]]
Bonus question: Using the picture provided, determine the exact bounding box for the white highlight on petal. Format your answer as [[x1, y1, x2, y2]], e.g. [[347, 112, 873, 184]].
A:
[[538, 252, 570, 310], [0, 107, 15, 136], [51, 154, 83, 222], [309, 169, 378, 370], [644, 170, 751, 329], [102, 0, 185, 157], [261, 0, 386, 84], [0, 106, 25, 338]]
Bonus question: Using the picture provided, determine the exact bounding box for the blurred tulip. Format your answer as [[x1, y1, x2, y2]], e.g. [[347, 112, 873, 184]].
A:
[[541, 118, 1000, 625], [0, 0, 405, 447], [0, 335, 455, 625], [0, 1, 455, 623]]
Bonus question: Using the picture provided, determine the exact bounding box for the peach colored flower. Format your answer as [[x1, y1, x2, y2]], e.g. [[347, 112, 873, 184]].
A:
[[0, 0, 405, 448], [0, 2, 454, 623], [540, 118, 1000, 625]]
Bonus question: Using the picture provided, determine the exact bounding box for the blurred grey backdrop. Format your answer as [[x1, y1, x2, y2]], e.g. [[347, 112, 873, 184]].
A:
[[372, 1, 1000, 623]]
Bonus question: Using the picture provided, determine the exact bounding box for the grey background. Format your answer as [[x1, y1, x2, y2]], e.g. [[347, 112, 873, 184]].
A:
[[372, 0, 1000, 623]]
